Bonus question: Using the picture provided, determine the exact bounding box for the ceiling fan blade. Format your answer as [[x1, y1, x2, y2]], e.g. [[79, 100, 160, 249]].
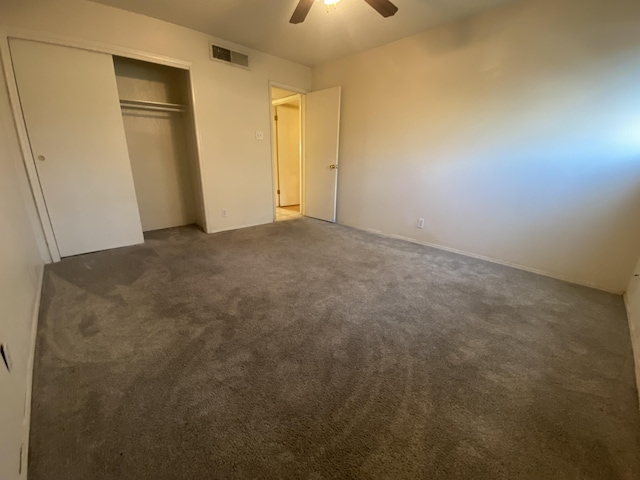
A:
[[290, 0, 315, 24], [363, 0, 399, 17]]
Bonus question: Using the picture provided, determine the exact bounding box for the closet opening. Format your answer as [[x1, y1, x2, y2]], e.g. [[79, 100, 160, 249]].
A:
[[271, 86, 303, 222], [113, 56, 206, 233]]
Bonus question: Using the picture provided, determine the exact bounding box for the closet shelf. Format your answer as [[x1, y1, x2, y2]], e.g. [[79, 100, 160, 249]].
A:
[[119, 99, 186, 113]]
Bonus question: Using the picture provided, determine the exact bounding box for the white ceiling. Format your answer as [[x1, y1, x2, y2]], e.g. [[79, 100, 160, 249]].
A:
[[87, 0, 521, 66]]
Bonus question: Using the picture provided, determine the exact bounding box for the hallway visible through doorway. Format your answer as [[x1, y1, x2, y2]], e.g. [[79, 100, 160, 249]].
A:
[[272, 86, 302, 222], [270, 83, 341, 224], [276, 205, 301, 221]]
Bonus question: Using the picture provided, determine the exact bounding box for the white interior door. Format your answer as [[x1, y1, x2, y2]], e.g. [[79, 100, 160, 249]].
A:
[[10, 39, 143, 257], [275, 104, 301, 207], [304, 86, 341, 222]]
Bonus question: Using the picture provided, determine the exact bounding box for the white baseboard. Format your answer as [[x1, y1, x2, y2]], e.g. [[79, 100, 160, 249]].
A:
[[359, 226, 623, 295], [623, 293, 640, 406], [21, 264, 44, 479], [207, 218, 275, 235]]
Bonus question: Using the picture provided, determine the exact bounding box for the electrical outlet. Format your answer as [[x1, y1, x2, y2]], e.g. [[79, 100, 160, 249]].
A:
[[1, 343, 13, 373], [417, 218, 425, 229], [222, 209, 228, 217], [255, 130, 264, 141]]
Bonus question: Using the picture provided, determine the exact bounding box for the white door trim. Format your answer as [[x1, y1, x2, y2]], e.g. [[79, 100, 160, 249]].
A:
[[272, 94, 301, 107], [269, 81, 308, 96]]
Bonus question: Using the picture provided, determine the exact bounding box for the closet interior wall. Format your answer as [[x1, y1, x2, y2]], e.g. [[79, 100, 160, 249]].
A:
[[113, 56, 202, 232]]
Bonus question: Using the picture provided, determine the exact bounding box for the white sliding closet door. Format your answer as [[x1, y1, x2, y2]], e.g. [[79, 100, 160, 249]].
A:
[[10, 39, 143, 257]]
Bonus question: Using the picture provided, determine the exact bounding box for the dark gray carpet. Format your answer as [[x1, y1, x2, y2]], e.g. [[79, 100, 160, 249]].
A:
[[30, 219, 640, 479]]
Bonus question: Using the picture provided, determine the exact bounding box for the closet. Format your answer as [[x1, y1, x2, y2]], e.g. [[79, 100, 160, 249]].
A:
[[113, 56, 201, 233], [9, 38, 205, 259]]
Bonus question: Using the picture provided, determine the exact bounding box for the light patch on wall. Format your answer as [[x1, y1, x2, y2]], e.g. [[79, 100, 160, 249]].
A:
[[312, 0, 640, 292], [614, 120, 640, 152]]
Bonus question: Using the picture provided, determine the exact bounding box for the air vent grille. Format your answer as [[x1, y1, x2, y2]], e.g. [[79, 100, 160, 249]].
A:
[[211, 44, 249, 69]]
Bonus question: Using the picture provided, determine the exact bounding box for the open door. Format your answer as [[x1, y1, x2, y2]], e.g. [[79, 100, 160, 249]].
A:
[[304, 87, 341, 222]]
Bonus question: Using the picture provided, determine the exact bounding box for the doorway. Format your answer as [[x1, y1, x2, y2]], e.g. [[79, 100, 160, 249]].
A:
[[272, 87, 302, 222], [270, 83, 341, 224]]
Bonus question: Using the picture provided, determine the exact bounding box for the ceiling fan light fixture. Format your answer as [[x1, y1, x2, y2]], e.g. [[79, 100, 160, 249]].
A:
[[323, 0, 340, 12], [290, 0, 397, 24]]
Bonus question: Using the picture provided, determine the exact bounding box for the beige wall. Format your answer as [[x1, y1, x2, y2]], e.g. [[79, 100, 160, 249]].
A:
[[313, 0, 640, 293], [0, 59, 46, 479], [0, 0, 312, 235]]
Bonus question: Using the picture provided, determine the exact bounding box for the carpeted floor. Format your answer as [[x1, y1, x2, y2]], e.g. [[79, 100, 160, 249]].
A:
[[30, 219, 640, 479]]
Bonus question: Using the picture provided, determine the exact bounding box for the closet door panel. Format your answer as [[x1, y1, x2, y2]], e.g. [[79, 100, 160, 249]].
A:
[[10, 39, 143, 257]]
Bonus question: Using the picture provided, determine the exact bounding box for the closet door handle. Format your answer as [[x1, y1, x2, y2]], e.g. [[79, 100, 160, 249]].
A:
[[37, 155, 46, 161]]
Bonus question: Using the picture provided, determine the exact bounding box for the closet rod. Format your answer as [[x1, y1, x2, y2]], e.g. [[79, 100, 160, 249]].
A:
[[119, 98, 186, 113]]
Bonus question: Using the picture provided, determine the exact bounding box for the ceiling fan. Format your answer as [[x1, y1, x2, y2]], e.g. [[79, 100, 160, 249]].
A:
[[290, 0, 399, 24]]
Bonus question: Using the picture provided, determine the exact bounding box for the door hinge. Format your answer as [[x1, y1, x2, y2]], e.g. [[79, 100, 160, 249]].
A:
[[274, 115, 278, 121], [277, 190, 280, 194]]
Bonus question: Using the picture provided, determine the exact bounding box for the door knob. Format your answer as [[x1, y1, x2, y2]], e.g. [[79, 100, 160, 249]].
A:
[[329, 164, 338, 169], [37, 155, 46, 161]]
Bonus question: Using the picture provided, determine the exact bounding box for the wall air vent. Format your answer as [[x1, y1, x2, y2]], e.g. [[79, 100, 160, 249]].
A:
[[210, 44, 249, 69]]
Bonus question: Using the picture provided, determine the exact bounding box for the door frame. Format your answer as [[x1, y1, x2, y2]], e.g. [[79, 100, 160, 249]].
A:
[[268, 81, 307, 221], [0, 26, 211, 261]]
